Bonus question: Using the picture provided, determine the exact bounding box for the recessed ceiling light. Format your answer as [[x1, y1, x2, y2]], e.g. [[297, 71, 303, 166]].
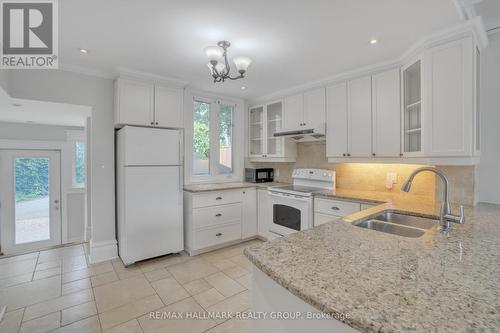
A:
[[241, 86, 247, 90], [78, 48, 89, 54], [370, 39, 378, 45]]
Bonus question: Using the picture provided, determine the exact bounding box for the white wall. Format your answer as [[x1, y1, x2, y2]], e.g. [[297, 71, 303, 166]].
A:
[[0, 70, 9, 94], [0, 121, 83, 141], [7, 69, 116, 262], [479, 31, 500, 204]]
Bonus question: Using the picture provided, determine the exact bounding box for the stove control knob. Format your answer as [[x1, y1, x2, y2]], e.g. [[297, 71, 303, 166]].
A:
[[323, 172, 327, 177]]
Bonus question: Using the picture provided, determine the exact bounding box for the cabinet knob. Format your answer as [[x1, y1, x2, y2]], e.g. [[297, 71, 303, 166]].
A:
[[347, 153, 351, 157], [400, 153, 403, 157], [150, 122, 154, 125], [215, 213, 222, 217], [343, 153, 346, 157], [372, 153, 376, 156], [155, 122, 159, 125], [216, 197, 222, 200], [216, 233, 223, 237], [331, 206, 340, 211]]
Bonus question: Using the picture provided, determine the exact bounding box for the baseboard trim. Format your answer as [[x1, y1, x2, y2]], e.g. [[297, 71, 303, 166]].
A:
[[88, 239, 118, 264]]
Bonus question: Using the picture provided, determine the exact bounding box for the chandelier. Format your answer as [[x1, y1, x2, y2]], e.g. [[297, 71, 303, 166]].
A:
[[204, 41, 252, 83]]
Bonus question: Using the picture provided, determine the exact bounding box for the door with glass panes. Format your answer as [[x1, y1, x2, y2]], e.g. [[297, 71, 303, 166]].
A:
[[0, 150, 61, 254]]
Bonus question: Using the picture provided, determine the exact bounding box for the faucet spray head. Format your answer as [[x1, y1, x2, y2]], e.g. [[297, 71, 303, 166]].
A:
[[401, 180, 412, 192]]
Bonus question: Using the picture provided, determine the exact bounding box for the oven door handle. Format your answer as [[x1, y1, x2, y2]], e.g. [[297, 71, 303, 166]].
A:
[[268, 191, 310, 202]]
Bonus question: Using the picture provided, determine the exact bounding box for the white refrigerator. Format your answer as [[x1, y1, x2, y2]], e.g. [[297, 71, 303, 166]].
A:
[[116, 126, 183, 265]]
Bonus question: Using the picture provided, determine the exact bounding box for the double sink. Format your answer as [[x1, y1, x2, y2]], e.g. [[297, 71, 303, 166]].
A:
[[353, 211, 438, 238]]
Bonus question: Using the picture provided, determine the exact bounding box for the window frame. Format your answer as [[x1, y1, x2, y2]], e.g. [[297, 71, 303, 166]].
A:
[[66, 130, 86, 189], [185, 91, 243, 184]]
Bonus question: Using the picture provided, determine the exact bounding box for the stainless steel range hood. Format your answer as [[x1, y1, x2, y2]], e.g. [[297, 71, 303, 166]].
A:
[[273, 123, 326, 142]]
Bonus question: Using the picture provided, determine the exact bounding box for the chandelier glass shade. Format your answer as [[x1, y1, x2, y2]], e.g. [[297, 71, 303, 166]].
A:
[[204, 41, 252, 82]]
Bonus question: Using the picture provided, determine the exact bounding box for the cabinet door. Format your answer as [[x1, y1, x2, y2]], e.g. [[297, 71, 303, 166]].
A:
[[115, 79, 154, 126], [266, 101, 284, 157], [154, 85, 183, 128], [303, 87, 326, 128], [372, 69, 401, 157], [283, 93, 303, 130], [257, 189, 270, 239], [427, 37, 473, 156], [249, 106, 265, 157], [242, 189, 257, 238], [326, 83, 348, 157], [402, 58, 423, 155], [348, 76, 372, 157]]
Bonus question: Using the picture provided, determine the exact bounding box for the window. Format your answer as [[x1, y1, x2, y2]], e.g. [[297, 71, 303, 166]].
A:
[[74, 140, 86, 187], [193, 101, 211, 175], [218, 104, 233, 174], [190, 99, 236, 179]]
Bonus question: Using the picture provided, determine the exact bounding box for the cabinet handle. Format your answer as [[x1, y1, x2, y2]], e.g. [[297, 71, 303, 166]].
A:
[[150, 122, 154, 125], [343, 153, 346, 157], [331, 206, 340, 211], [216, 233, 223, 237], [372, 153, 376, 156], [216, 197, 222, 200], [347, 153, 351, 157], [400, 153, 403, 157], [215, 213, 222, 217], [155, 122, 159, 125]]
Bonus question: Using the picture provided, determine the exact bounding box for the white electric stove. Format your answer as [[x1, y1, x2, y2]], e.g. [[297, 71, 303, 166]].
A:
[[268, 169, 335, 237]]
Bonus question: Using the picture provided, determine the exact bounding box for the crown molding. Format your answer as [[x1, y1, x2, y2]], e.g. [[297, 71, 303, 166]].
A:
[[58, 63, 115, 79], [249, 18, 488, 105], [114, 67, 188, 88]]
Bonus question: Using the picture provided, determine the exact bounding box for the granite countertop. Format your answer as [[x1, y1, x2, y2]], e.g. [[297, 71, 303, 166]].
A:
[[244, 190, 500, 332], [183, 181, 288, 192]]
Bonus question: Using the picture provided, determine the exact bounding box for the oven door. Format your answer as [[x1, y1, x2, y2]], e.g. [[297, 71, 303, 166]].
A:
[[268, 191, 312, 236]]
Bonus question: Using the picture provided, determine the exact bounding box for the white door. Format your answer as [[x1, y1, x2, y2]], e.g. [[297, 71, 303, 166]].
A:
[[348, 76, 372, 157], [119, 126, 181, 166], [372, 69, 401, 157], [283, 93, 303, 130], [154, 85, 184, 128], [116, 79, 154, 126], [0, 150, 61, 254], [120, 166, 183, 265], [326, 82, 348, 157], [303, 87, 326, 128]]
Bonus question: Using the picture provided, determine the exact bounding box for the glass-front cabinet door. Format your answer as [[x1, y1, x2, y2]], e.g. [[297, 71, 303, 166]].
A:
[[402, 58, 422, 155], [249, 106, 264, 157], [266, 101, 283, 157]]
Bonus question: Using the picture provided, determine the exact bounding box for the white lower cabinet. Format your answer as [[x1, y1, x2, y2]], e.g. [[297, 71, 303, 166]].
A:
[[242, 189, 257, 239], [313, 197, 362, 226], [257, 189, 271, 240], [184, 188, 258, 255]]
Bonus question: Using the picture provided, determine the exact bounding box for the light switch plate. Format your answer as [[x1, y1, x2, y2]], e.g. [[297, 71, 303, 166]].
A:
[[387, 172, 398, 184]]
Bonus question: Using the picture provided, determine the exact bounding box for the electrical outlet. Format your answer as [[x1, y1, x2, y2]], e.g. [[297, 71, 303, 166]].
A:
[[387, 172, 398, 184]]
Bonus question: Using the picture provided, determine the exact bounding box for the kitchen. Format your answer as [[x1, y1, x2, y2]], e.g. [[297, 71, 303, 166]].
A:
[[0, 0, 500, 332]]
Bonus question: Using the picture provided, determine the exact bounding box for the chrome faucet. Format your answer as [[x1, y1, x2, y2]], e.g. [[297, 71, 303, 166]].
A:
[[401, 167, 465, 233]]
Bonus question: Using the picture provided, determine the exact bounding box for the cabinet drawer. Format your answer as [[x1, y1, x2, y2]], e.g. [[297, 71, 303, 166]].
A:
[[192, 190, 242, 208], [193, 223, 242, 250], [314, 198, 360, 217], [192, 203, 242, 229]]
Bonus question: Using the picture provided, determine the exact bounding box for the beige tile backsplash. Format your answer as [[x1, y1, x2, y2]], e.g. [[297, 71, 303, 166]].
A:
[[248, 142, 477, 205]]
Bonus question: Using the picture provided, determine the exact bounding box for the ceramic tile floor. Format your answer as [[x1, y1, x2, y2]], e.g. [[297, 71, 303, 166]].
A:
[[0, 240, 262, 333]]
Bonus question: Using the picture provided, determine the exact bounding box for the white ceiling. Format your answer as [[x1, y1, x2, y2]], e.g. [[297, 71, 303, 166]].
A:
[[0, 87, 90, 127], [60, 0, 462, 99], [475, 0, 500, 31]]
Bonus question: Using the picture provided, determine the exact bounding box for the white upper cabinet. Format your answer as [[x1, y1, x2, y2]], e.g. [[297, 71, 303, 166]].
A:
[[154, 85, 184, 128], [283, 93, 303, 130], [283, 87, 325, 130], [115, 78, 184, 128], [303, 88, 326, 128], [426, 36, 474, 157], [372, 68, 401, 157], [326, 82, 348, 157], [348, 77, 372, 157], [248, 101, 296, 162], [115, 79, 154, 126]]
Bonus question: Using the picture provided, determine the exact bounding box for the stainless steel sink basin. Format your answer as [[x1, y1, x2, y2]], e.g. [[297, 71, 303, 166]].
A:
[[353, 211, 438, 238]]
